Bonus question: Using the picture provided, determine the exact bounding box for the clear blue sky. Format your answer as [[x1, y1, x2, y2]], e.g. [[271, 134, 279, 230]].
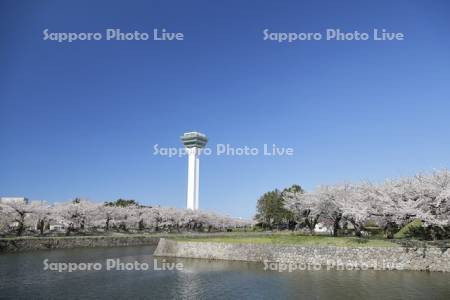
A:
[[1, 0, 449, 218]]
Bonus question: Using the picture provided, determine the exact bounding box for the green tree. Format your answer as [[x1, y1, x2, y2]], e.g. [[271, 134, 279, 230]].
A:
[[255, 185, 303, 229], [104, 199, 140, 207], [282, 184, 304, 194]]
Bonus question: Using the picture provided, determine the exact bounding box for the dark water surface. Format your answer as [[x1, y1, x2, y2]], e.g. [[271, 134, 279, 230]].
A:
[[0, 245, 449, 299]]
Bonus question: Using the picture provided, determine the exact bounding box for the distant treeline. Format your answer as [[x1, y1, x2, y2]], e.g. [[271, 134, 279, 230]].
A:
[[0, 198, 252, 237]]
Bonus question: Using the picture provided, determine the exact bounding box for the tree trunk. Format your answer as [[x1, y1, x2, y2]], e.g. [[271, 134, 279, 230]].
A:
[[384, 223, 395, 239], [351, 221, 362, 237], [332, 217, 341, 237], [430, 227, 437, 240], [16, 223, 24, 236], [39, 219, 45, 235], [15, 212, 26, 236], [66, 224, 74, 236]]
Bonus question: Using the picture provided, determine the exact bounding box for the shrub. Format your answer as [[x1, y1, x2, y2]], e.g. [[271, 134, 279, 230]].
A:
[[394, 219, 423, 239], [365, 226, 384, 237]]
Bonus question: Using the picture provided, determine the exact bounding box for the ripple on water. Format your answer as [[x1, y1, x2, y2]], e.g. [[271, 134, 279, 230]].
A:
[[0, 246, 449, 300]]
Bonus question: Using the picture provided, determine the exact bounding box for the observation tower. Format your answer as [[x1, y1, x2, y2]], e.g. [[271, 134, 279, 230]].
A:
[[181, 132, 208, 210]]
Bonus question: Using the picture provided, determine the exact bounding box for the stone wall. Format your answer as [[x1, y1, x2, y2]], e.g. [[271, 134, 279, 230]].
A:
[[0, 236, 160, 253], [154, 239, 450, 272]]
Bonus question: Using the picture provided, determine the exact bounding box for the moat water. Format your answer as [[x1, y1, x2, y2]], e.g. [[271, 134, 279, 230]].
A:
[[0, 245, 449, 299]]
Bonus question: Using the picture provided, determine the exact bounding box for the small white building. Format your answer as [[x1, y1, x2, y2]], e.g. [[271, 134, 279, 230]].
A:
[[0, 197, 29, 204], [30, 200, 47, 205], [49, 224, 65, 231], [314, 223, 332, 234], [9, 221, 21, 228]]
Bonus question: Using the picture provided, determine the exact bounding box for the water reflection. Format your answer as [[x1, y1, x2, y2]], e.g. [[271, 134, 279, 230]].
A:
[[0, 246, 449, 300]]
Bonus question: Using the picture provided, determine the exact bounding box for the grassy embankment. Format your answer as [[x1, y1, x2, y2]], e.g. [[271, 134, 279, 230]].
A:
[[171, 234, 401, 247], [4, 232, 446, 248], [1, 233, 398, 247]]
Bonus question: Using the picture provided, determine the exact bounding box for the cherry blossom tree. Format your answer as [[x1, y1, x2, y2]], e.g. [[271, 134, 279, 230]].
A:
[[0, 204, 14, 235], [0, 199, 32, 236], [282, 170, 450, 238], [28, 201, 51, 235], [52, 199, 101, 235], [1, 198, 253, 235], [283, 191, 322, 234]]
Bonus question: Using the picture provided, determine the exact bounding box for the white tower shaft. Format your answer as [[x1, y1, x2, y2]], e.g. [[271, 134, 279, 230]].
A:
[[181, 131, 207, 211], [186, 147, 200, 210]]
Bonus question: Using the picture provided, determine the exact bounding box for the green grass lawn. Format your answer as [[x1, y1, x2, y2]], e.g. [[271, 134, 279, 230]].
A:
[[171, 234, 400, 247]]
